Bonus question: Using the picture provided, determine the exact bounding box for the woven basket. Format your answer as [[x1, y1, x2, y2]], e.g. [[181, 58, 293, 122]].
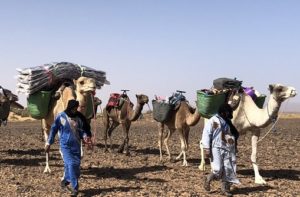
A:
[[27, 90, 52, 119], [196, 90, 226, 118]]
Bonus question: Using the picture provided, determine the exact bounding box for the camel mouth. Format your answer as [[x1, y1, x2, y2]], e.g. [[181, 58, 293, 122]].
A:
[[85, 87, 96, 93], [291, 90, 297, 97]]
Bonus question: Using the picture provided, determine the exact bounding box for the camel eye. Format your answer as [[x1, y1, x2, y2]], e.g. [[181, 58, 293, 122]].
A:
[[276, 86, 283, 92], [79, 81, 84, 85]]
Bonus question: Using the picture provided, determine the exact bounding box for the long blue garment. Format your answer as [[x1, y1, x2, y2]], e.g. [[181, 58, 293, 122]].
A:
[[48, 112, 87, 191]]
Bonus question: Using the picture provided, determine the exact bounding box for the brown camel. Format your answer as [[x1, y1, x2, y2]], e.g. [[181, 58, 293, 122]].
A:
[[103, 94, 149, 155], [43, 76, 96, 173], [158, 101, 201, 166], [0, 86, 24, 126]]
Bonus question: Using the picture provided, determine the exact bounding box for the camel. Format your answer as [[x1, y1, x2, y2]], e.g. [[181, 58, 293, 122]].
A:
[[43, 76, 96, 173], [103, 93, 149, 155], [0, 86, 24, 126], [199, 83, 297, 184], [158, 100, 201, 166]]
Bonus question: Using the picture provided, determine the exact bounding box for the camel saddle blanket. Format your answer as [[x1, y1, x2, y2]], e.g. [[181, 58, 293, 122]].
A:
[[106, 93, 121, 108], [168, 92, 186, 109], [152, 100, 173, 123]]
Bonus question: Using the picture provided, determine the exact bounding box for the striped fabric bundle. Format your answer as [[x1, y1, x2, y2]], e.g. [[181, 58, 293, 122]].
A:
[[16, 62, 110, 95]]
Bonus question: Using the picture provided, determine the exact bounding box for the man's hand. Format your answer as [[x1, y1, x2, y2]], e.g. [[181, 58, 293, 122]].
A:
[[83, 136, 93, 150], [227, 138, 235, 145], [204, 148, 211, 158], [45, 144, 50, 153]]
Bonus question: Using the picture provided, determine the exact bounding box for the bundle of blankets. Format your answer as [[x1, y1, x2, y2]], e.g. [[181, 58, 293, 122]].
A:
[[16, 62, 110, 95]]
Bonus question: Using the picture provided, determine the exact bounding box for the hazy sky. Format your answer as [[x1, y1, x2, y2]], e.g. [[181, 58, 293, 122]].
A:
[[0, 1, 299, 111]]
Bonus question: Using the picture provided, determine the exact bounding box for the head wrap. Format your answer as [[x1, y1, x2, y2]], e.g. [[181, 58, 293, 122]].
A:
[[218, 103, 233, 119], [65, 99, 79, 117]]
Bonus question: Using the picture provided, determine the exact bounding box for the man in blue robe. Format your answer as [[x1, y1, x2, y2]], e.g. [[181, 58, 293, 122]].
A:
[[45, 99, 92, 196]]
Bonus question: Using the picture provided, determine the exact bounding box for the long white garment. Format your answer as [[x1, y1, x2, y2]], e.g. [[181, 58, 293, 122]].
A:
[[201, 114, 240, 184]]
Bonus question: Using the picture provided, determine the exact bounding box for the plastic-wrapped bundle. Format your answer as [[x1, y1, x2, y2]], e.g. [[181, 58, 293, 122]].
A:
[[16, 62, 110, 95]]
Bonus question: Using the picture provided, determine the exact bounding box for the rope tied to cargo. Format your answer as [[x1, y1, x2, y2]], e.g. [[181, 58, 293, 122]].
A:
[[44, 66, 54, 85], [77, 64, 85, 77]]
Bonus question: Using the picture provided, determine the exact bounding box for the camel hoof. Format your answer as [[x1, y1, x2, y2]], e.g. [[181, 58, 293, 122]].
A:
[[198, 164, 206, 171], [182, 161, 188, 166], [43, 167, 51, 173], [255, 177, 267, 185]]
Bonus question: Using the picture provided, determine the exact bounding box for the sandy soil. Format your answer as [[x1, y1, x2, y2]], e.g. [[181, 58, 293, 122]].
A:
[[0, 118, 299, 197]]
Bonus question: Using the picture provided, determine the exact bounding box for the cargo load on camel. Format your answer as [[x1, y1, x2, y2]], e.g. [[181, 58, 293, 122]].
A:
[[16, 62, 110, 119], [197, 77, 266, 118], [152, 90, 187, 123]]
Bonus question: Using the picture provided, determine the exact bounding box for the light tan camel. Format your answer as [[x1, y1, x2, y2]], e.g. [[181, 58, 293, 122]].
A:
[[199, 84, 297, 184], [43, 76, 96, 173], [158, 101, 201, 166], [103, 94, 149, 155]]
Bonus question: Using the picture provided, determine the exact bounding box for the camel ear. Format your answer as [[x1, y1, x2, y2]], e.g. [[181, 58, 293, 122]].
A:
[[268, 84, 274, 93], [136, 94, 138, 98], [73, 79, 77, 85]]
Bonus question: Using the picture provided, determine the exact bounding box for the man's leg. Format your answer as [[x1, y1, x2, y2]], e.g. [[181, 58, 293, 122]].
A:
[[204, 148, 223, 191]]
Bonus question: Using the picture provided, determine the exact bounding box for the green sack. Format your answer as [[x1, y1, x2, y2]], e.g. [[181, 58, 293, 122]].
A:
[[152, 100, 173, 123], [27, 90, 52, 119], [255, 95, 266, 109], [85, 94, 94, 120], [197, 90, 226, 118]]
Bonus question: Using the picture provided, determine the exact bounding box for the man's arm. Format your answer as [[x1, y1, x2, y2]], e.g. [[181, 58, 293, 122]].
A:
[[201, 119, 214, 149], [45, 115, 61, 153], [47, 115, 61, 145]]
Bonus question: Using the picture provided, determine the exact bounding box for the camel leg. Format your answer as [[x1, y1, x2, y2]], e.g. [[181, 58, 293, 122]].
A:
[[80, 141, 84, 158], [158, 123, 164, 161], [176, 128, 188, 166], [199, 118, 210, 171], [176, 127, 190, 160], [117, 123, 127, 153], [102, 110, 110, 152], [164, 129, 173, 161], [198, 140, 206, 171], [106, 121, 118, 152], [251, 130, 266, 184], [42, 120, 51, 173], [123, 121, 131, 155]]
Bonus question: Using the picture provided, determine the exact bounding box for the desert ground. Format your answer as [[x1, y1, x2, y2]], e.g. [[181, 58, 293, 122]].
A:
[[0, 114, 299, 197]]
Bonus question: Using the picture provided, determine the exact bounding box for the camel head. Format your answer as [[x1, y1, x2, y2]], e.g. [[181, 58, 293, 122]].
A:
[[269, 84, 297, 102], [136, 94, 149, 105], [0, 90, 8, 103], [0, 87, 15, 103], [74, 76, 96, 96]]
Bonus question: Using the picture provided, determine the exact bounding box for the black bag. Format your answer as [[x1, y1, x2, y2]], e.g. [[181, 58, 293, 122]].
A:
[[152, 100, 173, 123], [213, 78, 242, 90]]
